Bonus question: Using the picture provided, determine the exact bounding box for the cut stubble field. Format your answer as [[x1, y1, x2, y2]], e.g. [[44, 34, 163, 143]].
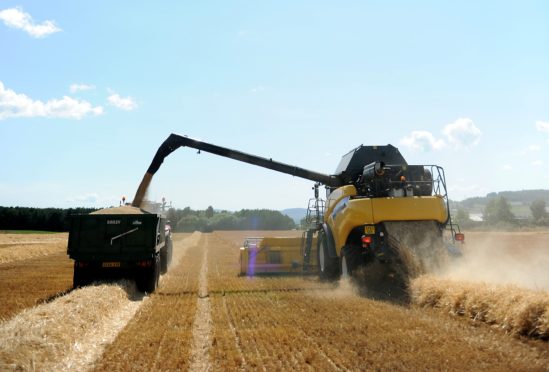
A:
[[0, 230, 548, 370]]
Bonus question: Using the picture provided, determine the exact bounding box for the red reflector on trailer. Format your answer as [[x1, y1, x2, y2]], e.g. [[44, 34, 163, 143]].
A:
[[455, 233, 465, 242], [361, 235, 373, 244]]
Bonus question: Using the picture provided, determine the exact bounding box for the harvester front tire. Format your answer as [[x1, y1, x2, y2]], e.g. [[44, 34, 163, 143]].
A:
[[341, 245, 362, 277], [317, 232, 339, 281]]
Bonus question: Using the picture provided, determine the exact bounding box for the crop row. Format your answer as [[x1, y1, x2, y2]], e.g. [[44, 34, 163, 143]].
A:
[[94, 233, 204, 371], [205, 232, 549, 370]]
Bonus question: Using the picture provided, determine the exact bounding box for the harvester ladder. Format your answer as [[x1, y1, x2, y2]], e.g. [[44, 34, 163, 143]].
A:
[[301, 196, 325, 271]]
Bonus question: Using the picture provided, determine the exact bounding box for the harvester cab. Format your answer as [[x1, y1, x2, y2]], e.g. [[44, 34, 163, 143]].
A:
[[132, 133, 464, 285]]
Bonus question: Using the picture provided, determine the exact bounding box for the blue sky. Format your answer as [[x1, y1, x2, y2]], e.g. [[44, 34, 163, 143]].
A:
[[1, 1, 548, 210]]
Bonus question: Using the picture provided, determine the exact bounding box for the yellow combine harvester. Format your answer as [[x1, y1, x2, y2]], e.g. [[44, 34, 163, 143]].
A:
[[134, 134, 464, 284]]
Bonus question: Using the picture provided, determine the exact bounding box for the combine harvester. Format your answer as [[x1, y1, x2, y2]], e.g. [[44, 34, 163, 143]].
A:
[[131, 134, 464, 288]]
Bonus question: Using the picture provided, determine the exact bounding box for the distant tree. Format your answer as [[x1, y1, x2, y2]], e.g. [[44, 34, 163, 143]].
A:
[[530, 199, 547, 222], [0, 206, 97, 231], [209, 212, 240, 230], [166, 208, 178, 224], [454, 208, 471, 226], [483, 196, 515, 224], [299, 216, 308, 229], [205, 205, 214, 218], [177, 215, 208, 232]]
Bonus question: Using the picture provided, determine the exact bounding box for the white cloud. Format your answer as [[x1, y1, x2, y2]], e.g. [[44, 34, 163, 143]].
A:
[[536, 120, 549, 134], [67, 193, 120, 207], [399, 131, 445, 151], [0, 81, 103, 120], [70, 83, 95, 93], [532, 160, 544, 166], [528, 144, 541, 152], [250, 86, 266, 93], [442, 118, 481, 148], [447, 183, 489, 200], [107, 93, 137, 111], [501, 164, 513, 171], [0, 7, 61, 38]]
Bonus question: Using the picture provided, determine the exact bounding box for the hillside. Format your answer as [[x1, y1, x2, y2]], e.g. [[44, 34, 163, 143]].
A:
[[281, 208, 307, 224], [452, 189, 549, 219]]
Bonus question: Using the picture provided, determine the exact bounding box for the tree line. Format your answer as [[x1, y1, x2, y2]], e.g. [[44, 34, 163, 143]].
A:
[[0, 207, 98, 232], [0, 206, 296, 232], [454, 197, 549, 229], [166, 206, 296, 232]]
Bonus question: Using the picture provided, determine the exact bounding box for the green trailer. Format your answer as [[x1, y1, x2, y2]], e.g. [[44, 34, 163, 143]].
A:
[[67, 206, 173, 293]]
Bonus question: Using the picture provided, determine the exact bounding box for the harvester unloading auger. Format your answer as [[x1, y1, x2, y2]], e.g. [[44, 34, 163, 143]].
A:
[[133, 134, 464, 290]]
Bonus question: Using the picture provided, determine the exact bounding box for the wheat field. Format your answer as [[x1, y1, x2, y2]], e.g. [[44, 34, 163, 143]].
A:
[[0, 231, 548, 370]]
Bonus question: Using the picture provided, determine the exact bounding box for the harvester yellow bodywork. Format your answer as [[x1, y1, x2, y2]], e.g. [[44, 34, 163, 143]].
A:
[[238, 189, 448, 276], [239, 236, 317, 275], [324, 185, 448, 256]]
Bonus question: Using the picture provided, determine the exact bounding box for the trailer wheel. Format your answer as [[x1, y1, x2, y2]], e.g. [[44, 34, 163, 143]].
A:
[[160, 245, 168, 274], [167, 236, 173, 267], [137, 255, 160, 293], [160, 236, 173, 274], [73, 263, 92, 288], [317, 232, 340, 281]]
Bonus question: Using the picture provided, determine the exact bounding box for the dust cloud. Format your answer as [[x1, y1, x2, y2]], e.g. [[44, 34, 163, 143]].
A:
[[438, 232, 549, 292], [410, 231, 549, 339]]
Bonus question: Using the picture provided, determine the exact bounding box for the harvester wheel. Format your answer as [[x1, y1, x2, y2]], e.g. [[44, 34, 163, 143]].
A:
[[341, 245, 361, 278], [341, 254, 350, 279], [317, 232, 339, 281]]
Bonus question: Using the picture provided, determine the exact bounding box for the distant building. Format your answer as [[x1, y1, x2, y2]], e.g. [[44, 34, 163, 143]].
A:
[[469, 213, 483, 222]]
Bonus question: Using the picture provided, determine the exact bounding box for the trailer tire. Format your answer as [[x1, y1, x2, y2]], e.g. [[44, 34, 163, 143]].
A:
[[73, 263, 92, 288], [137, 255, 160, 293], [167, 235, 173, 267], [317, 231, 340, 281], [160, 245, 168, 274]]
